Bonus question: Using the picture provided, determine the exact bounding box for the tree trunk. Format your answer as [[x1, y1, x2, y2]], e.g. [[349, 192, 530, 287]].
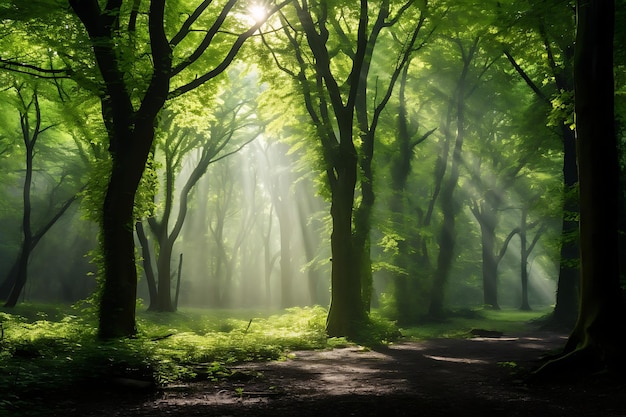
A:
[[390, 69, 415, 321], [353, 129, 375, 313], [70, 0, 172, 339], [5, 105, 35, 308], [566, 0, 625, 362], [519, 210, 531, 311], [136, 221, 158, 311], [429, 199, 456, 318], [155, 237, 175, 312], [326, 136, 365, 338], [535, 0, 626, 377], [552, 125, 580, 327], [0, 262, 18, 301], [480, 216, 500, 310], [4, 249, 30, 308], [98, 157, 143, 338]]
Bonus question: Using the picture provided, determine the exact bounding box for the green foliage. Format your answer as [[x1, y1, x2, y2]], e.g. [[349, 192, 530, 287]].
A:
[[548, 89, 575, 129], [351, 311, 403, 347], [0, 303, 551, 415], [0, 304, 343, 415]]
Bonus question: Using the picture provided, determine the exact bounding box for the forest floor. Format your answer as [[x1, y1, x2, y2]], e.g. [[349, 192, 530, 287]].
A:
[[56, 330, 626, 417]]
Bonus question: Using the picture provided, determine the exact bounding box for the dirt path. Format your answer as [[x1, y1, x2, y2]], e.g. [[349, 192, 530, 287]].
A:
[[62, 331, 626, 417]]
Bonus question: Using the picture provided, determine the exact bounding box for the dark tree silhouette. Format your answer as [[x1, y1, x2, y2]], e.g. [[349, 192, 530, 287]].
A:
[[536, 0, 626, 377]]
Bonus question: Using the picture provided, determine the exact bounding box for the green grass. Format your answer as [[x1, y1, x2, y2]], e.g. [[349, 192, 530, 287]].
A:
[[0, 303, 551, 416], [399, 307, 552, 340]]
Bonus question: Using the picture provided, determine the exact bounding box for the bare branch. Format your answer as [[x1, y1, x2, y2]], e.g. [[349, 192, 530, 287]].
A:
[[0, 58, 72, 79]]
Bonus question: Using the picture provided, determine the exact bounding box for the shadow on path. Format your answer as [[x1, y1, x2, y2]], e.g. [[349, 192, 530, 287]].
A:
[[63, 331, 626, 417]]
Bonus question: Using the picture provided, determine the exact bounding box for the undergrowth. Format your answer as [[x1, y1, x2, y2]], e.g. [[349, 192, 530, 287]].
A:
[[0, 304, 342, 416], [0, 303, 548, 416]]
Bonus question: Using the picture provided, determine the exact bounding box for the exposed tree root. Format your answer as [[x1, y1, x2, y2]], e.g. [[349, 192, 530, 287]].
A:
[[528, 341, 626, 384]]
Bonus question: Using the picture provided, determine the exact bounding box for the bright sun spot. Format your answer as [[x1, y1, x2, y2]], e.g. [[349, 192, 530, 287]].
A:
[[249, 4, 268, 23]]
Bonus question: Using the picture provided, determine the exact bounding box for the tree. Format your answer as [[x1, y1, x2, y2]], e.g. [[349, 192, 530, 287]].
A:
[[63, 0, 283, 338], [262, 0, 428, 337], [428, 30, 500, 318], [388, 63, 436, 321], [516, 200, 546, 311], [536, 0, 626, 377], [258, 140, 298, 308], [142, 71, 261, 312], [464, 86, 527, 310], [1, 85, 85, 307], [500, 0, 579, 327]]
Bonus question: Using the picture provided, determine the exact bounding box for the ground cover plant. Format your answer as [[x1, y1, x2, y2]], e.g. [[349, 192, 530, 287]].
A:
[[0, 303, 549, 416]]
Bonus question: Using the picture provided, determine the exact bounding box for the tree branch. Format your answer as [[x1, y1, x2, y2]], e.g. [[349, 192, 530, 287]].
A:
[[502, 50, 549, 104], [0, 58, 72, 79], [169, 0, 291, 99], [170, 0, 213, 47], [170, 0, 237, 76], [497, 227, 520, 264]]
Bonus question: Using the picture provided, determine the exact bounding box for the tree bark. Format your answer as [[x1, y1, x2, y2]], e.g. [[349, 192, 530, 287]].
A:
[[552, 125, 580, 327], [326, 141, 365, 337], [535, 0, 626, 377], [566, 0, 625, 361]]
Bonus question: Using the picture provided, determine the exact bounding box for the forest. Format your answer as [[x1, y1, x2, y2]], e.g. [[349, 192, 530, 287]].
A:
[[0, 0, 625, 416]]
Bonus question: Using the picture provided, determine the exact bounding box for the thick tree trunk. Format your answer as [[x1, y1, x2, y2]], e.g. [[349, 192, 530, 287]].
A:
[[552, 125, 580, 327], [98, 158, 143, 339], [566, 0, 625, 361], [535, 0, 626, 377], [326, 141, 365, 338]]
